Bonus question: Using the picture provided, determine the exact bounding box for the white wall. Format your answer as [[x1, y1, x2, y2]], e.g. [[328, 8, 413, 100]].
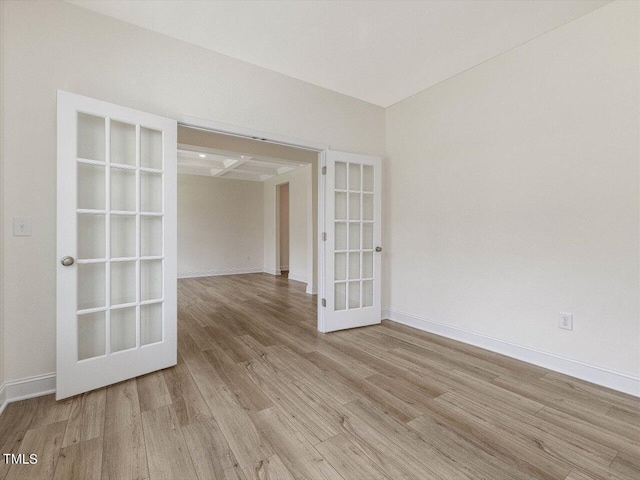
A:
[[385, 1, 639, 379], [278, 183, 290, 270], [264, 166, 313, 285], [178, 176, 264, 277], [0, 0, 385, 384]]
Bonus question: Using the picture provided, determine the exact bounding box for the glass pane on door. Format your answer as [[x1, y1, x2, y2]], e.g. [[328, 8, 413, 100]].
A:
[[78, 263, 106, 310], [141, 259, 163, 301], [141, 303, 163, 345], [111, 215, 136, 258], [141, 172, 162, 212], [78, 164, 106, 210], [111, 261, 136, 305], [362, 280, 374, 308], [78, 312, 106, 360], [363, 165, 374, 192], [77, 113, 105, 162], [335, 162, 347, 190], [362, 223, 373, 250], [110, 121, 136, 166], [111, 168, 136, 212], [141, 127, 163, 169], [141, 216, 163, 256], [334, 283, 346, 311], [111, 307, 136, 352], [335, 222, 347, 251], [78, 214, 105, 259]]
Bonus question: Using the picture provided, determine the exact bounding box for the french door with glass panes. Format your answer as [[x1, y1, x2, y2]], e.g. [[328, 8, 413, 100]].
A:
[[56, 91, 177, 400], [323, 150, 382, 332]]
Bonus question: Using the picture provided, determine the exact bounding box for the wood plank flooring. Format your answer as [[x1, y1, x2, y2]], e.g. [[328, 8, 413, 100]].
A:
[[1, 272, 638, 479]]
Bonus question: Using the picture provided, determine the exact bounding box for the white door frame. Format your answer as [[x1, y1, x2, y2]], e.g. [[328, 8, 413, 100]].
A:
[[174, 115, 330, 331]]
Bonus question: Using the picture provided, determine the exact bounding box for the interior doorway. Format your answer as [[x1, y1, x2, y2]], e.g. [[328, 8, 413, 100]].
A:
[[277, 182, 290, 277], [175, 125, 319, 318]]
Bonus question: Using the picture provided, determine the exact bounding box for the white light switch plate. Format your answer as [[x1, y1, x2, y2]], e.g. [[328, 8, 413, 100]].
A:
[[13, 217, 32, 236]]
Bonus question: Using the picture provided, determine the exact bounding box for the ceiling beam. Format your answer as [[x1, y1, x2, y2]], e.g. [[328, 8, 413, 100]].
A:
[[222, 170, 270, 182], [211, 156, 251, 177], [236, 163, 280, 175]]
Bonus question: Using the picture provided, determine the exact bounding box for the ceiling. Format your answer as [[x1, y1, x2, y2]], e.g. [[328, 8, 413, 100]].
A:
[[68, 0, 610, 107], [178, 144, 305, 181]]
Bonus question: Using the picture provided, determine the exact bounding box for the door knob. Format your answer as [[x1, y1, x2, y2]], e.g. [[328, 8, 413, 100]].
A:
[[375, 246, 382, 252], [61, 256, 75, 267]]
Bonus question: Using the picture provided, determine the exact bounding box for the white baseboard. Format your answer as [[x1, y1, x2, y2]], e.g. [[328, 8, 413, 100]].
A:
[[0, 383, 6, 416], [0, 373, 56, 415], [178, 267, 264, 279], [287, 273, 307, 284], [384, 309, 640, 397], [306, 284, 317, 295], [263, 268, 281, 276]]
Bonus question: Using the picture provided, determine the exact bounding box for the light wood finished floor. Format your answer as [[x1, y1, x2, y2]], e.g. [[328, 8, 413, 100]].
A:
[[1, 273, 639, 480]]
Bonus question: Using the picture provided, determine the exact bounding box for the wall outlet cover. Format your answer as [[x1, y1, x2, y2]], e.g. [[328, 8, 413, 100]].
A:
[[559, 312, 573, 331]]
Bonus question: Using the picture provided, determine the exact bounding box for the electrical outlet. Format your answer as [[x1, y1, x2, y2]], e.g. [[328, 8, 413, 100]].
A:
[[559, 312, 573, 331]]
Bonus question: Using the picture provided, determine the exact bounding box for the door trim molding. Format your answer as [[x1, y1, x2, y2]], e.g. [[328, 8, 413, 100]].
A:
[[173, 115, 329, 152], [384, 309, 640, 397], [0, 373, 56, 416]]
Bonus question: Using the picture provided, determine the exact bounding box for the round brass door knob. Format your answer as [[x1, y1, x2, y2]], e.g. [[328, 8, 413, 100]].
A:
[[61, 256, 75, 266]]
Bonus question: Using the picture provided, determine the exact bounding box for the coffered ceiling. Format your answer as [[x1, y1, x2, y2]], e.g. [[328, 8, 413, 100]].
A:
[[178, 144, 304, 181]]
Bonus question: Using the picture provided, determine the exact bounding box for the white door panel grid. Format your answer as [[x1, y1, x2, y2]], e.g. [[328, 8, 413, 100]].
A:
[[57, 91, 177, 399], [323, 150, 382, 332]]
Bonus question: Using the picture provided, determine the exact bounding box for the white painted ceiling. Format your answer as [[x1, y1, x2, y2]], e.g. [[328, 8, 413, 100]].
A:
[[68, 0, 610, 107], [178, 144, 304, 181]]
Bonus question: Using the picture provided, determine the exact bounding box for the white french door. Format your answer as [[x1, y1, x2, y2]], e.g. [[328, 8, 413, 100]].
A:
[[322, 150, 382, 332], [56, 91, 177, 400]]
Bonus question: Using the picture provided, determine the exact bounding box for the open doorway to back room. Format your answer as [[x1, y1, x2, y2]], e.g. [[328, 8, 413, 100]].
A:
[[277, 182, 290, 278], [176, 125, 319, 327]]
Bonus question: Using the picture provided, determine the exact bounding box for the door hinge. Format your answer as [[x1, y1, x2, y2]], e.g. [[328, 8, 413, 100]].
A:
[[322, 166, 327, 175], [321, 298, 326, 307], [322, 232, 327, 241]]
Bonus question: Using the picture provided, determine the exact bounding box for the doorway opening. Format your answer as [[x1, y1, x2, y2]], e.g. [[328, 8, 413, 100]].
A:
[[277, 182, 290, 278], [175, 124, 322, 326]]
